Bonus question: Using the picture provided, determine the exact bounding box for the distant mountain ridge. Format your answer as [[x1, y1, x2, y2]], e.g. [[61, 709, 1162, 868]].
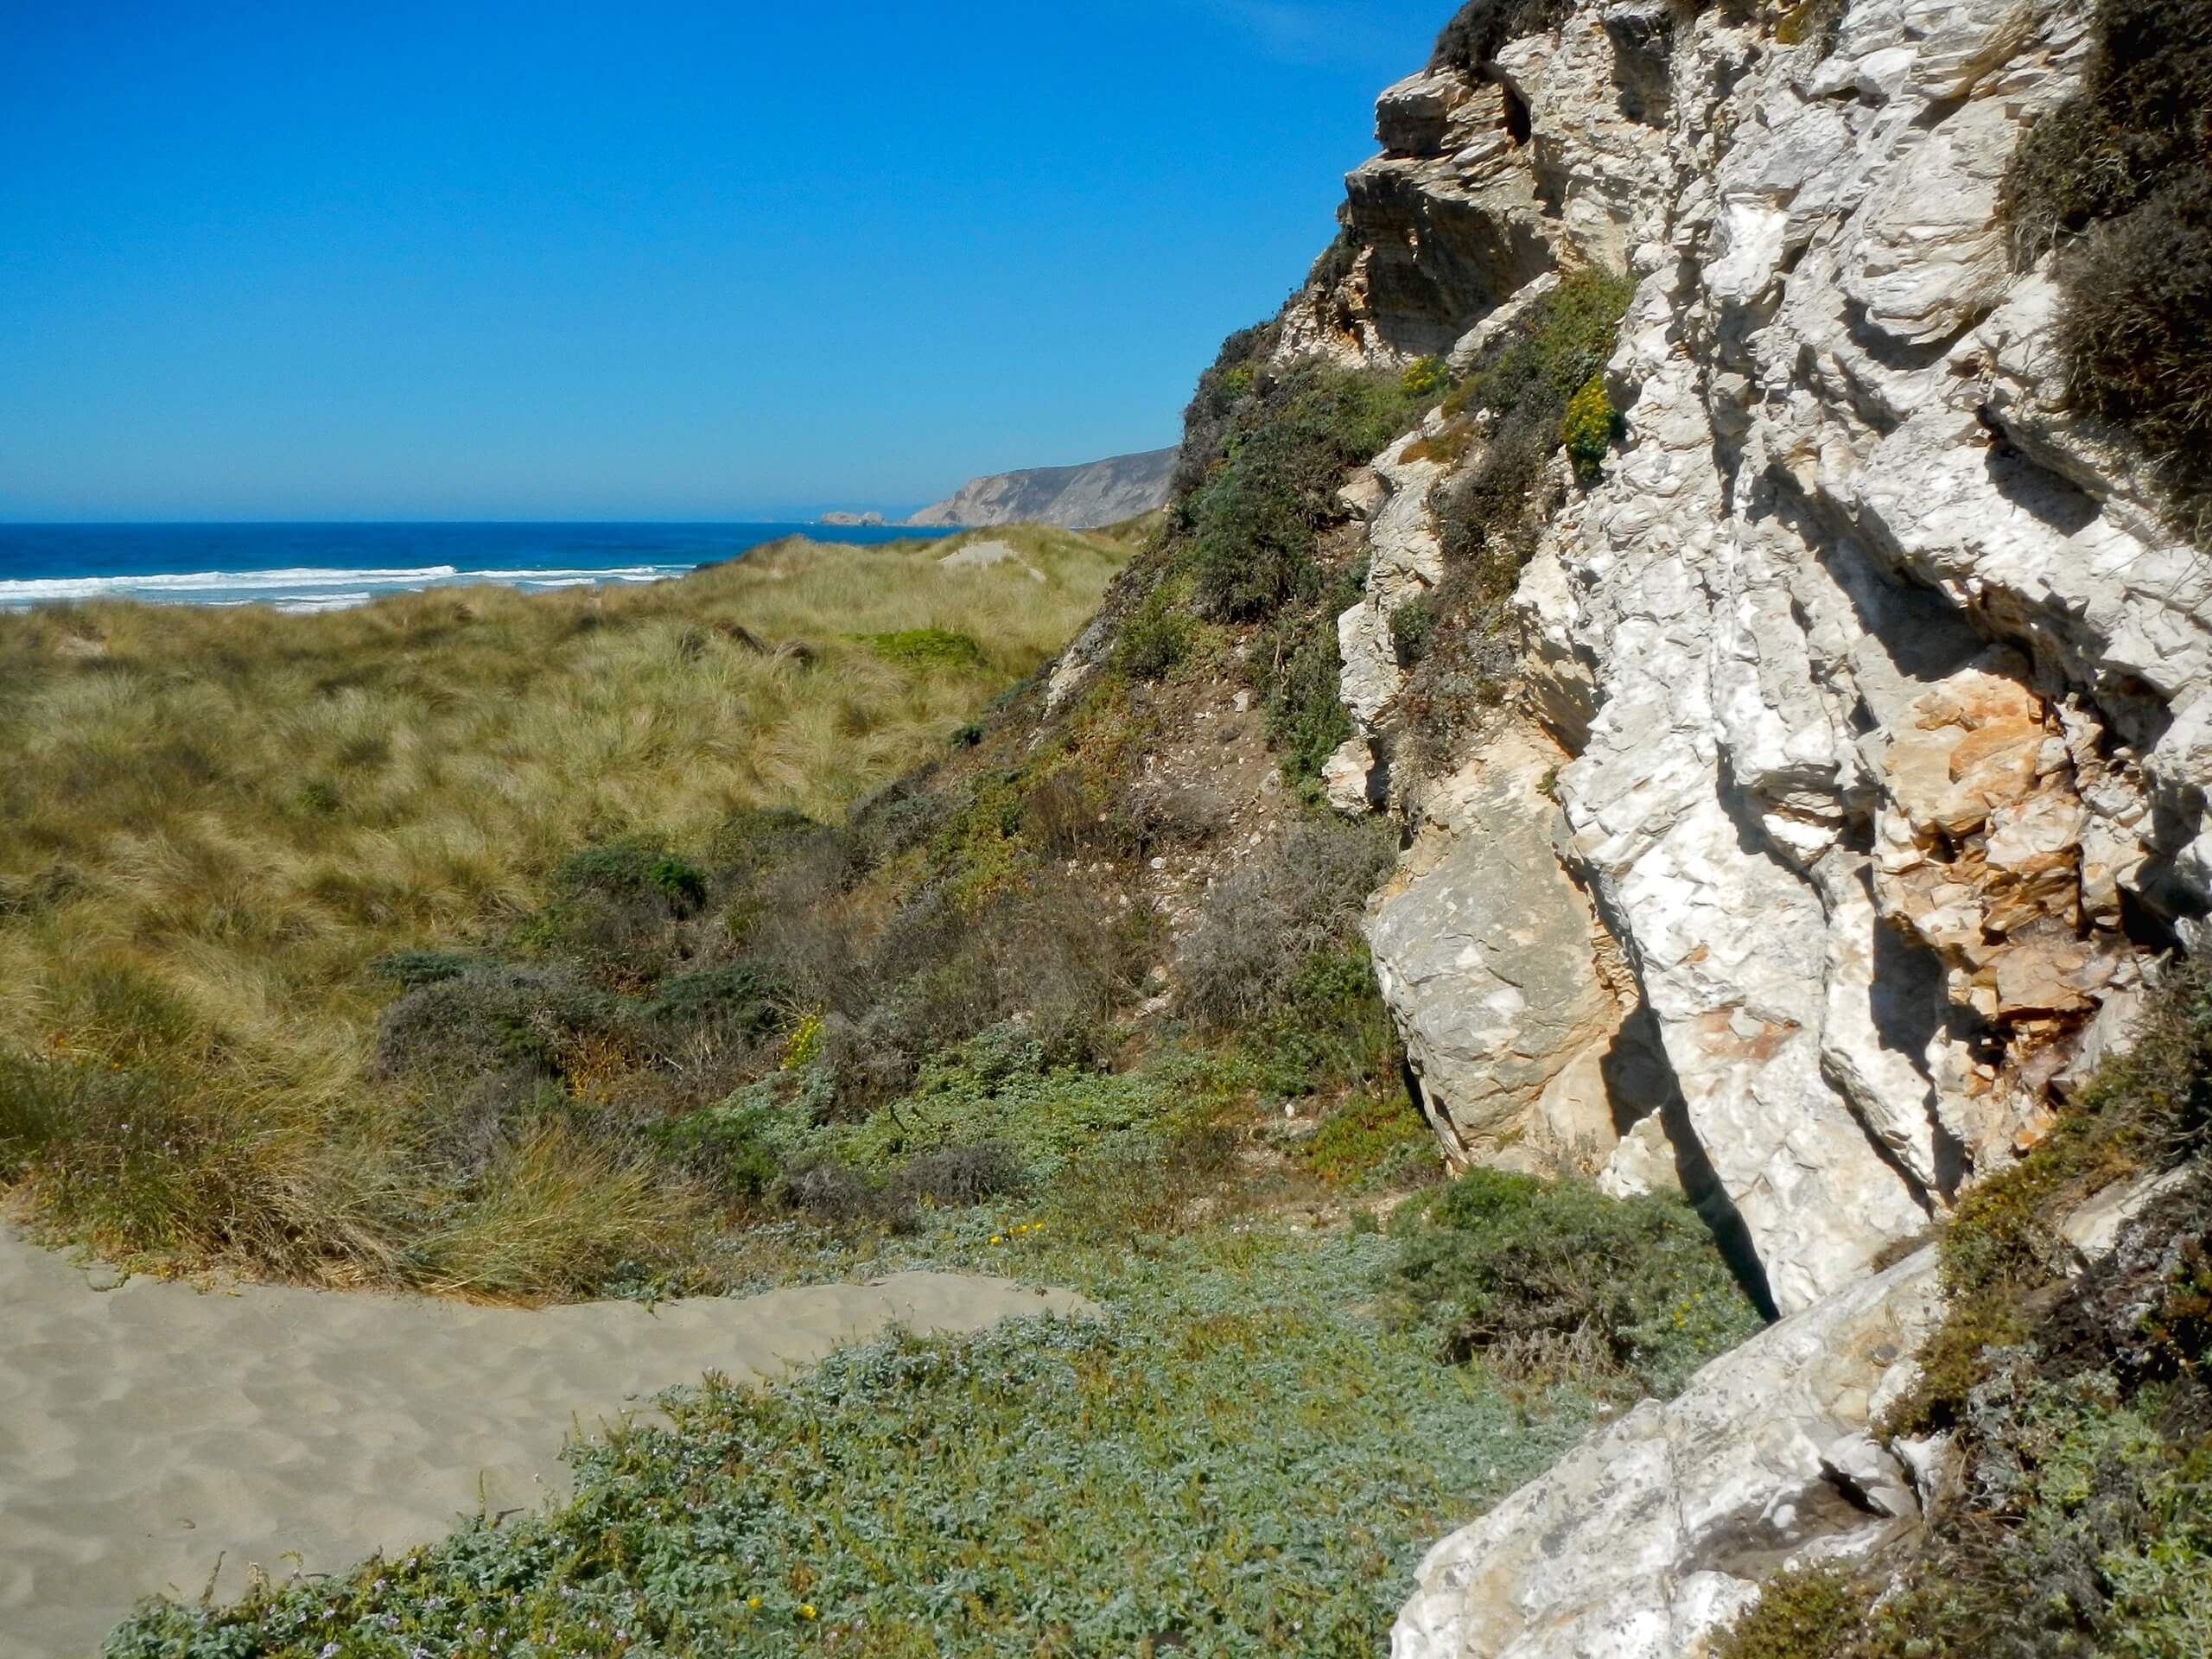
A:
[[906, 447, 1176, 531]]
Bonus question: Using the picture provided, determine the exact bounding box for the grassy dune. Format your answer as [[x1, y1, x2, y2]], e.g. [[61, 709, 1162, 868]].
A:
[[0, 529, 1125, 1287]]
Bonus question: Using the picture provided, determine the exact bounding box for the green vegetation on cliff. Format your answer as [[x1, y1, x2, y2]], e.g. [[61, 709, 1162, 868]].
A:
[[2003, 0, 2212, 543]]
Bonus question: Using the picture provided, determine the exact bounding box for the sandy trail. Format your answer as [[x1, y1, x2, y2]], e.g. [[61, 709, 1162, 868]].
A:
[[0, 1227, 1090, 1659]]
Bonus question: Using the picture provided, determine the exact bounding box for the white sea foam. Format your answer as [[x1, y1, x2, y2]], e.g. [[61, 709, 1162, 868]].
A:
[[272, 593, 376, 614], [0, 563, 691, 609], [0, 566, 463, 602]]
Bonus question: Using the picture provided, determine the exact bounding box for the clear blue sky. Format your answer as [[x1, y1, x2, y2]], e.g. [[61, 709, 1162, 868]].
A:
[[0, 1, 1446, 521]]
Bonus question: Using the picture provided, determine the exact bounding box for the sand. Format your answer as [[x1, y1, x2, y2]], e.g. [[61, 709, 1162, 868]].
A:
[[0, 1227, 1092, 1659], [937, 539, 1045, 581], [938, 538, 1020, 567]]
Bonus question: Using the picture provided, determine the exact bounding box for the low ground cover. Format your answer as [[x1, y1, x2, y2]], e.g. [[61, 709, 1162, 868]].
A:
[[110, 1194, 1762, 1659]]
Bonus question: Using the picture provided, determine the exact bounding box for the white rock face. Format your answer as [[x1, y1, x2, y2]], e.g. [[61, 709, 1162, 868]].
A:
[[1369, 724, 1625, 1164], [1271, 0, 2212, 1652], [1391, 1247, 1944, 1659], [1319, 0, 2207, 1323]]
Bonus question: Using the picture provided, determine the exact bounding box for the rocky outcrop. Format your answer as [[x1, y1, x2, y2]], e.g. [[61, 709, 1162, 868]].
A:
[[1249, 0, 2212, 1650], [1369, 723, 1628, 1166], [906, 448, 1177, 531], [1394, 1244, 1944, 1659], [1294, 0, 2208, 1326]]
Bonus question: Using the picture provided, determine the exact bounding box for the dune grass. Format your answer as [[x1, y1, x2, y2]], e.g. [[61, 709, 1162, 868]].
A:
[[0, 531, 1125, 1288]]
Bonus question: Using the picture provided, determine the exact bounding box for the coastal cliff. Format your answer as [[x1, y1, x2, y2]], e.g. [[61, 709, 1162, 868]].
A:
[[1243, 0, 2211, 1649], [1044, 0, 2211, 1649], [906, 446, 1177, 530]]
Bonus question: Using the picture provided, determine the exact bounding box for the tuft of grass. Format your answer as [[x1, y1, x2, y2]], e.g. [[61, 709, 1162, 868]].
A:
[[857, 627, 990, 671]]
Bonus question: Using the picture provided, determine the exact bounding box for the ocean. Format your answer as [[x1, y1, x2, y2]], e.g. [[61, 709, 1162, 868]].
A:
[[0, 522, 948, 613]]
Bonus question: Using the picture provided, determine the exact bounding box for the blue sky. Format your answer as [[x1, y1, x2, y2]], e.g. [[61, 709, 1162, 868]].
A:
[[0, 2, 1446, 520]]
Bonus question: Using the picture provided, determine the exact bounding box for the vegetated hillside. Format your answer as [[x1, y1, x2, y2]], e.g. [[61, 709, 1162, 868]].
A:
[[45, 0, 2212, 1649], [0, 528, 1126, 1293], [99, 321, 1770, 1654], [906, 446, 1178, 530], [1268, 0, 2212, 1649]]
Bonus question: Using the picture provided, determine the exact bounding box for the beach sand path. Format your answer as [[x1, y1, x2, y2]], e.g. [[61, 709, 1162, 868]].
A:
[[0, 1226, 1090, 1658]]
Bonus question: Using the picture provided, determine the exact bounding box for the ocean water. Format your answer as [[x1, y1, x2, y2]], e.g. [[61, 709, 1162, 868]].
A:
[[0, 523, 947, 613]]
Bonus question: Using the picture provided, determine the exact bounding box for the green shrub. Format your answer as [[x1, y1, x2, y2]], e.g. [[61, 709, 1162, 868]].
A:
[[1185, 362, 1427, 622], [640, 962, 789, 1044], [1250, 941, 1406, 1100], [645, 1102, 783, 1200], [553, 840, 709, 917], [1391, 1167, 1766, 1397], [1257, 609, 1354, 786], [1171, 319, 1281, 502], [2060, 174, 2212, 537], [830, 1031, 1209, 1181], [2000, 0, 2212, 540], [1560, 373, 1618, 481], [1390, 594, 1438, 666], [372, 963, 627, 1082], [1707, 1567, 1877, 1659], [367, 949, 478, 988], [1431, 0, 1573, 70], [1114, 582, 1195, 681], [1300, 1085, 1439, 1189], [858, 627, 990, 671]]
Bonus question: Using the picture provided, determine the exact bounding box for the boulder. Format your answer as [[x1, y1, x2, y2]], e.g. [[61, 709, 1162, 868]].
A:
[[1392, 1248, 1943, 1659], [1369, 725, 1624, 1164]]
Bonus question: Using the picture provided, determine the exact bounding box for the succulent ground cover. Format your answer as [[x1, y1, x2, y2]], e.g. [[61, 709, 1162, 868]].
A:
[[109, 1205, 1758, 1659]]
